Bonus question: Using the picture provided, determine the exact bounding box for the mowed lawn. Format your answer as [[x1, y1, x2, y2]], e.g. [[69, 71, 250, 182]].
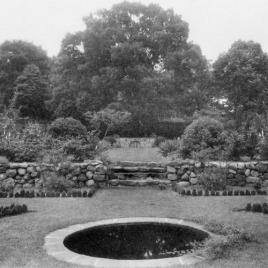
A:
[[0, 188, 267, 268], [105, 147, 173, 163]]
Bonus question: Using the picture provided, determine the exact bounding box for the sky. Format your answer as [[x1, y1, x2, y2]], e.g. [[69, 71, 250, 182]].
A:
[[0, 0, 268, 62]]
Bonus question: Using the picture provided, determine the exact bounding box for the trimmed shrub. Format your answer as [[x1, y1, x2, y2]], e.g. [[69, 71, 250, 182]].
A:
[[198, 190, 203, 196], [245, 190, 251, 196], [186, 190, 191, 196], [239, 191, 245, 196], [0, 203, 27, 218], [228, 191, 233, 196], [263, 203, 268, 214], [252, 203, 263, 213], [251, 190, 256, 195], [263, 207, 268, 214], [192, 189, 197, 196], [181, 189, 186, 195], [245, 203, 252, 211], [48, 117, 87, 138], [234, 190, 239, 196], [180, 117, 227, 160]]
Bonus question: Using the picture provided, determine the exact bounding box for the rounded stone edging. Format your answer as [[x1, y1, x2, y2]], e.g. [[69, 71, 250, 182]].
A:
[[44, 217, 215, 268]]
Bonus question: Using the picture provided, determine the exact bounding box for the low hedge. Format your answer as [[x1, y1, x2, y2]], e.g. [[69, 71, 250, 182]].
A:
[[245, 203, 268, 214], [175, 189, 266, 197], [0, 188, 98, 198], [0, 203, 28, 218]]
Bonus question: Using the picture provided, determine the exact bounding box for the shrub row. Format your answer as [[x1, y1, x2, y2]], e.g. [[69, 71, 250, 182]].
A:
[[0, 203, 28, 218], [0, 188, 97, 198], [178, 189, 267, 196], [245, 203, 268, 214]]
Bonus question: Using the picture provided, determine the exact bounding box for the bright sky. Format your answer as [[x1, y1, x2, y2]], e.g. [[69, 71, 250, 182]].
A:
[[0, 0, 267, 62]]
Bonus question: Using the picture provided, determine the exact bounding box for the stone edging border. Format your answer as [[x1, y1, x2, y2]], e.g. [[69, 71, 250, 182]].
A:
[[44, 217, 217, 268]]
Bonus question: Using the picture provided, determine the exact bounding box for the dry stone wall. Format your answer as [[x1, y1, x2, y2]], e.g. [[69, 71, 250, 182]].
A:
[[0, 160, 106, 193], [109, 160, 268, 189], [0, 160, 268, 193]]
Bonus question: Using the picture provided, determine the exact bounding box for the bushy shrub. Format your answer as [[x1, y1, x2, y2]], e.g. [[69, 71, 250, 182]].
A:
[[180, 117, 227, 160], [48, 117, 87, 138], [63, 132, 100, 161], [259, 136, 268, 160], [159, 139, 180, 157], [245, 203, 252, 211], [225, 130, 259, 160], [263, 203, 268, 214], [195, 221, 257, 260], [0, 203, 28, 218], [153, 136, 166, 147], [198, 167, 228, 191], [42, 172, 73, 192], [252, 203, 263, 212], [0, 122, 48, 162]]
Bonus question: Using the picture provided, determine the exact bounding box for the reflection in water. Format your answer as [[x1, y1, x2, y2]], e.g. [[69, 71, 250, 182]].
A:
[[64, 222, 209, 260]]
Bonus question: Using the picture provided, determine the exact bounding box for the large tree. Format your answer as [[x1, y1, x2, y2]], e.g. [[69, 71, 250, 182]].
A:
[[12, 64, 50, 120], [52, 1, 209, 127], [213, 40, 268, 130], [0, 40, 50, 109]]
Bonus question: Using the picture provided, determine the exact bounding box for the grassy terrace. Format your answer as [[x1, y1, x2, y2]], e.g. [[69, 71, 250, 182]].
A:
[[0, 188, 267, 268]]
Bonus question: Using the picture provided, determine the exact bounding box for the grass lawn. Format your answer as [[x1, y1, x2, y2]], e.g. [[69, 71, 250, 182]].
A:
[[105, 147, 173, 163], [0, 188, 267, 268]]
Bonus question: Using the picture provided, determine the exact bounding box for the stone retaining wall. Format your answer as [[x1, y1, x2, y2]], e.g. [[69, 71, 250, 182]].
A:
[[109, 160, 268, 189], [0, 160, 106, 193], [0, 160, 268, 193]]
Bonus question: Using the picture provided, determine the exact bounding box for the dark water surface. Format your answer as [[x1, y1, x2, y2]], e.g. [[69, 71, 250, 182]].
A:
[[63, 222, 209, 260]]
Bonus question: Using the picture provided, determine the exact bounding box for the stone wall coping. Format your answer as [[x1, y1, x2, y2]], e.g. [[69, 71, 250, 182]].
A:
[[2, 160, 268, 166], [44, 217, 217, 268]]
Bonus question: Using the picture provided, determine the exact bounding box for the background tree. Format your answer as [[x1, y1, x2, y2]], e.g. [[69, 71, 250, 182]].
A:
[[0, 40, 50, 110], [12, 64, 50, 120], [51, 1, 210, 132], [213, 40, 268, 131]]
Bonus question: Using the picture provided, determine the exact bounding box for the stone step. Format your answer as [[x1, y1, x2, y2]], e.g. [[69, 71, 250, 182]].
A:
[[114, 172, 167, 180], [110, 166, 166, 173], [109, 178, 171, 187]]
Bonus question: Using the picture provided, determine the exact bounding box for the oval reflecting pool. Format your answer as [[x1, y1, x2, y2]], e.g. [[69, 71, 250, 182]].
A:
[[63, 222, 209, 260]]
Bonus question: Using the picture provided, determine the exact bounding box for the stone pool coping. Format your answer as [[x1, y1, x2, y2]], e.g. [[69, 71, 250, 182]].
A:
[[44, 217, 216, 268]]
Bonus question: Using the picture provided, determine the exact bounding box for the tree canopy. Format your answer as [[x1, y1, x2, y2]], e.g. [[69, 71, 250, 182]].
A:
[[213, 40, 268, 130], [0, 40, 50, 110], [50, 1, 210, 125], [12, 64, 50, 120]]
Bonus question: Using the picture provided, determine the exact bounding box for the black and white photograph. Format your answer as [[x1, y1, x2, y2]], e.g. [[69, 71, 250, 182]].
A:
[[0, 0, 267, 267]]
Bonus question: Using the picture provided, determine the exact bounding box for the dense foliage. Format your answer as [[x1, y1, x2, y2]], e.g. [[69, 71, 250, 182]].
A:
[[0, 40, 50, 110], [48, 117, 87, 138], [180, 117, 228, 160], [0, 203, 28, 218], [1, 2, 268, 158]]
